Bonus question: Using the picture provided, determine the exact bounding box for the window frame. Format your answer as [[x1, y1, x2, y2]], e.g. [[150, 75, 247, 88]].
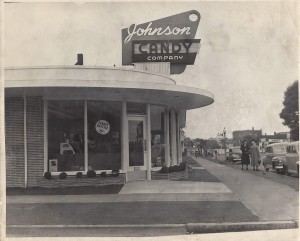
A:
[[44, 100, 123, 175]]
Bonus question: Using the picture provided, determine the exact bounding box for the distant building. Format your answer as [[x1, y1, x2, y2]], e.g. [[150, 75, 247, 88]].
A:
[[232, 127, 262, 146]]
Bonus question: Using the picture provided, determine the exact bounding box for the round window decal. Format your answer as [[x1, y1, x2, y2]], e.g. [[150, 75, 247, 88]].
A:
[[95, 120, 110, 135]]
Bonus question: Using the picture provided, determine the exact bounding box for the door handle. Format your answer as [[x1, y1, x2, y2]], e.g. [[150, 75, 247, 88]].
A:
[[143, 140, 147, 153]]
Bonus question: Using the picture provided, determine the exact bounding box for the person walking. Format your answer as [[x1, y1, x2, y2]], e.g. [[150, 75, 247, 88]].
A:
[[250, 141, 261, 171], [240, 140, 250, 170]]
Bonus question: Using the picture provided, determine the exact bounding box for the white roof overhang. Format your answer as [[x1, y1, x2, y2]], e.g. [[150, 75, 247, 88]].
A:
[[5, 66, 214, 110]]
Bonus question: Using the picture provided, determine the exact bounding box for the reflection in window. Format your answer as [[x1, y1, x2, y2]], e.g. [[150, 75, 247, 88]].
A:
[[48, 101, 84, 172], [151, 105, 165, 168], [88, 101, 121, 170]]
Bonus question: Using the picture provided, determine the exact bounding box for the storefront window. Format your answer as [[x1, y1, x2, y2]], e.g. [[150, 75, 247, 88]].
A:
[[169, 111, 172, 161], [48, 101, 84, 172], [151, 105, 165, 168], [87, 101, 121, 170], [176, 112, 179, 161]]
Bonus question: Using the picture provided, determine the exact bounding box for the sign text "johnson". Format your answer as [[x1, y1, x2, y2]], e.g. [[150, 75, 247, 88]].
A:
[[124, 22, 191, 44]]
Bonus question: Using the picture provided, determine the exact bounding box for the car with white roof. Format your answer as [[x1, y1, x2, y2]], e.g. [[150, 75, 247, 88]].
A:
[[262, 142, 288, 173], [282, 141, 299, 176]]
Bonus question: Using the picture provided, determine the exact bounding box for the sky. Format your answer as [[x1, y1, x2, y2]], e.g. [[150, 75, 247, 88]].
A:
[[4, 1, 298, 139]]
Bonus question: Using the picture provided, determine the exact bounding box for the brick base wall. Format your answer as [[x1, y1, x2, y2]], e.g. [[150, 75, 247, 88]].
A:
[[27, 96, 44, 187], [5, 97, 25, 187]]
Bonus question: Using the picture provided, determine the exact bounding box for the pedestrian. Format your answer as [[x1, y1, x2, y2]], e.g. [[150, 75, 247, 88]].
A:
[[228, 148, 233, 162], [240, 140, 250, 170], [250, 140, 261, 171]]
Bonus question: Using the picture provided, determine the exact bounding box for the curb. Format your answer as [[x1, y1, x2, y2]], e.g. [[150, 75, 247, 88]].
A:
[[7, 224, 186, 228], [6, 224, 188, 237], [186, 220, 298, 234], [8, 220, 298, 233]]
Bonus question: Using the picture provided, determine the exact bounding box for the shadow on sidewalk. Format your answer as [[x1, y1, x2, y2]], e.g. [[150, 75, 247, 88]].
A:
[[6, 184, 124, 196], [174, 156, 220, 182]]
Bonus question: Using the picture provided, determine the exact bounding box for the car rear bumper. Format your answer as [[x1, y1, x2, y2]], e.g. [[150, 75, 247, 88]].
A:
[[274, 165, 284, 170]]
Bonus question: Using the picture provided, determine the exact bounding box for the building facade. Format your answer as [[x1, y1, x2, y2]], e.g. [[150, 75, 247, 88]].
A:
[[5, 66, 214, 187], [5, 10, 215, 188], [232, 128, 263, 147]]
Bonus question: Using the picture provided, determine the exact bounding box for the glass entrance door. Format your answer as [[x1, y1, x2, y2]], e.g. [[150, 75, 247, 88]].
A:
[[127, 116, 147, 181]]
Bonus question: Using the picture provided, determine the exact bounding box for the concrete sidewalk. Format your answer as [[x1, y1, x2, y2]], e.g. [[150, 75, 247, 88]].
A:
[[7, 180, 236, 204], [194, 157, 299, 222], [8, 176, 255, 226]]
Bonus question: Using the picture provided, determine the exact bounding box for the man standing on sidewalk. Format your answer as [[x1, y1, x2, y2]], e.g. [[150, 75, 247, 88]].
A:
[[250, 141, 261, 171]]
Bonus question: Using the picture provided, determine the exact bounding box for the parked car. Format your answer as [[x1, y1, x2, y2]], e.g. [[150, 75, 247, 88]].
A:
[[262, 142, 288, 172], [227, 146, 242, 163], [271, 155, 286, 174], [282, 141, 299, 176]]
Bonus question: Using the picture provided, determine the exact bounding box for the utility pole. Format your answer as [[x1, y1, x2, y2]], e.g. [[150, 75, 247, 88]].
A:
[[223, 127, 226, 160]]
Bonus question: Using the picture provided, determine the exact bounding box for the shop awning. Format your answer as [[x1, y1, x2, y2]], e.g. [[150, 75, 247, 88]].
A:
[[5, 66, 214, 110]]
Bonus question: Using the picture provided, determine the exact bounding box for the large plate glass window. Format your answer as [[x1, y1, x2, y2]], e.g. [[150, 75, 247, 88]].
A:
[[87, 101, 121, 171], [150, 105, 165, 168], [48, 101, 84, 172]]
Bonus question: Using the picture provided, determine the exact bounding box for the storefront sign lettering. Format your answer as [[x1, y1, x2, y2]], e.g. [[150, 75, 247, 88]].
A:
[[132, 39, 200, 64], [147, 55, 183, 61], [124, 22, 191, 44], [135, 41, 193, 54], [95, 120, 110, 135]]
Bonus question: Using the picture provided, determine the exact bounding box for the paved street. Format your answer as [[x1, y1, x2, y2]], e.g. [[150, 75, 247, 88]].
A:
[[194, 156, 299, 221], [205, 155, 299, 191], [6, 156, 299, 237]]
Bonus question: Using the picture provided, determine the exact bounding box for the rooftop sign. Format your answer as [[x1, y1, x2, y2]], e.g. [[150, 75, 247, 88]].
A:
[[132, 39, 200, 64], [124, 22, 192, 44], [122, 10, 201, 68]]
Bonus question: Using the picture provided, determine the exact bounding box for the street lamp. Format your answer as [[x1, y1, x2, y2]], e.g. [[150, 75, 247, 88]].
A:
[[223, 127, 226, 159]]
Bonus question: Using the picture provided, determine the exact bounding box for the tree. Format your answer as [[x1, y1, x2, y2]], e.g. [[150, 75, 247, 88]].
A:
[[280, 80, 299, 141], [194, 138, 206, 155], [183, 137, 193, 147], [205, 139, 220, 150]]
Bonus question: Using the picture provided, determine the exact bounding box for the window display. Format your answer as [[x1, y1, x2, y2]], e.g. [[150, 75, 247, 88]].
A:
[[150, 105, 165, 168], [87, 101, 121, 170], [48, 101, 84, 172], [48, 100, 121, 173]]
